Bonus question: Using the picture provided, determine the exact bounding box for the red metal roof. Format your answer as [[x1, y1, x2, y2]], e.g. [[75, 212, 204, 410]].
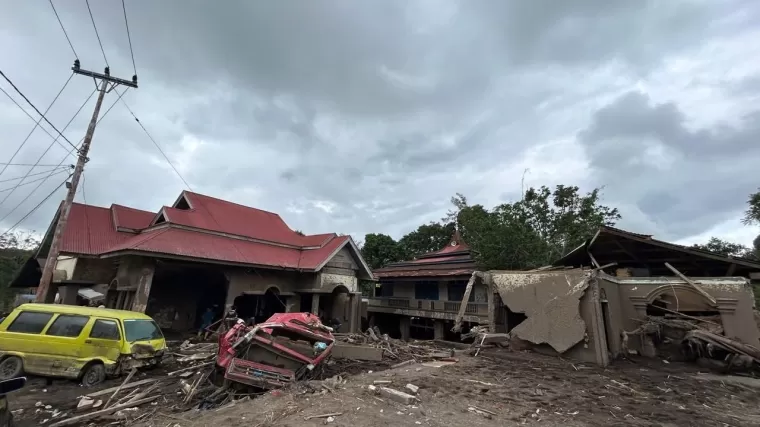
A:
[[58, 192, 366, 274], [373, 230, 476, 279]]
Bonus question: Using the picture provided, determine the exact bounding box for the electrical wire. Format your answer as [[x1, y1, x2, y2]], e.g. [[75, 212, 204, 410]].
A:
[[0, 174, 70, 238], [0, 69, 80, 152], [85, 0, 109, 67], [119, 95, 193, 190], [0, 167, 68, 184], [0, 86, 78, 157], [0, 163, 63, 167], [48, 0, 78, 59], [0, 170, 68, 194], [0, 73, 73, 180], [0, 86, 130, 234], [0, 87, 95, 208], [121, 0, 137, 76]]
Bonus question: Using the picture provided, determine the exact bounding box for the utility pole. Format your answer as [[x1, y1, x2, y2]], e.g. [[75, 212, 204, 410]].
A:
[[36, 61, 137, 303]]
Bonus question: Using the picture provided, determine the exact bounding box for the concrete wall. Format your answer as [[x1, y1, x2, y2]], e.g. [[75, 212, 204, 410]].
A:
[[490, 269, 608, 366], [55, 256, 78, 280], [72, 258, 117, 284], [601, 274, 760, 351]]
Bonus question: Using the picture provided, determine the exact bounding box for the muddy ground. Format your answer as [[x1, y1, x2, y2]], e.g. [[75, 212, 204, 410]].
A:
[[9, 347, 760, 427]]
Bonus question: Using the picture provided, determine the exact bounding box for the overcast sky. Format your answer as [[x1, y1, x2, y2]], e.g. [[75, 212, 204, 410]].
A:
[[0, 0, 758, 248]]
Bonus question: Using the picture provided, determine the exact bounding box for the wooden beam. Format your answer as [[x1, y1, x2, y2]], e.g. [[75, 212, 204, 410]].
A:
[[664, 262, 717, 306]]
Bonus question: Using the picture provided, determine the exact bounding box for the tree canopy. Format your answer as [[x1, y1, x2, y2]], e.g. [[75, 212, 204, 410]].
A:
[[690, 237, 753, 258], [0, 231, 39, 307], [360, 233, 405, 270]]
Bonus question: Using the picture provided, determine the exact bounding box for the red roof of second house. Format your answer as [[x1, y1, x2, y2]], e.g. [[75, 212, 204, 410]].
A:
[[373, 230, 476, 279], [57, 191, 369, 275]]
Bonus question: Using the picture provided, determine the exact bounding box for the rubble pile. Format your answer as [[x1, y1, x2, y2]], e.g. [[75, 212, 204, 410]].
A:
[[623, 310, 760, 373], [336, 327, 462, 362]]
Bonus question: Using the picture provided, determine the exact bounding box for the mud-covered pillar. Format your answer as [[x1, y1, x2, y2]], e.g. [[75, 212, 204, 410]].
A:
[[348, 293, 361, 333], [485, 274, 496, 332], [399, 316, 410, 341], [131, 262, 155, 313], [311, 293, 320, 315], [433, 320, 445, 340]]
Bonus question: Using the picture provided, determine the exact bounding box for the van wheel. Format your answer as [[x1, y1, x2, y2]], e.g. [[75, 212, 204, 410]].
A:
[[81, 364, 105, 387], [0, 357, 23, 380]]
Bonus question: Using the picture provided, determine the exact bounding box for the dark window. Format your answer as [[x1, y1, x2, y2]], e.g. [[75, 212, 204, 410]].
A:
[[414, 281, 440, 300], [7, 312, 54, 334], [46, 315, 89, 337], [90, 319, 120, 340], [448, 280, 475, 302], [376, 282, 394, 297]]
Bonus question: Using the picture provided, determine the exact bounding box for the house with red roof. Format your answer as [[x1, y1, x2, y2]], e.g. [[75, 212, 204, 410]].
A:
[[16, 191, 373, 333], [368, 230, 498, 340]]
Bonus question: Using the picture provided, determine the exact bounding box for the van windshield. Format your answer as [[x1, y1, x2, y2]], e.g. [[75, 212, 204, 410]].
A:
[[123, 319, 163, 343]]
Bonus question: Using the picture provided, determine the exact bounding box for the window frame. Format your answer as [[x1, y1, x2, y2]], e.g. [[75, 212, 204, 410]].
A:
[[88, 318, 122, 341], [6, 311, 55, 335], [45, 314, 91, 338]]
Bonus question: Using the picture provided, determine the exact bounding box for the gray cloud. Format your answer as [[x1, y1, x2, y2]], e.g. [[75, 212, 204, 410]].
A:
[[0, 0, 759, 247]]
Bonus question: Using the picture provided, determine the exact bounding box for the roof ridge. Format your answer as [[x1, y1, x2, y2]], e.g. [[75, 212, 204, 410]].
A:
[[185, 191, 283, 218]]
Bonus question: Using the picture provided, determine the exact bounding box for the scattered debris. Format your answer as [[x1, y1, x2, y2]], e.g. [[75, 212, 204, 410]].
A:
[[378, 387, 417, 405]]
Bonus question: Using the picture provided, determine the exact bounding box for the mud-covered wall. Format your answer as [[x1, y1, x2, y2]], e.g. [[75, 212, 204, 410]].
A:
[[604, 275, 760, 349], [490, 269, 608, 365]]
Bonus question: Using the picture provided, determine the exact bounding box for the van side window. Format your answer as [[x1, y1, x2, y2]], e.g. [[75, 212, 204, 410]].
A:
[[7, 312, 54, 334], [90, 319, 120, 340], [46, 315, 89, 338]]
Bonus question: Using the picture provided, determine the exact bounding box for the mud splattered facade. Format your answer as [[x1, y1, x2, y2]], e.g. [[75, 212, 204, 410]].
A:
[[13, 191, 374, 334]]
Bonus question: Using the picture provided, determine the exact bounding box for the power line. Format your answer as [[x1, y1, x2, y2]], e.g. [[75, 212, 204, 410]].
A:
[[0, 73, 73, 180], [0, 69, 80, 152], [0, 163, 64, 167], [0, 170, 68, 193], [0, 167, 68, 184], [121, 0, 137, 76], [0, 174, 70, 238], [48, 0, 78, 59], [0, 87, 95, 208], [0, 85, 129, 239], [85, 0, 109, 67], [119, 95, 193, 190], [0, 85, 78, 156]]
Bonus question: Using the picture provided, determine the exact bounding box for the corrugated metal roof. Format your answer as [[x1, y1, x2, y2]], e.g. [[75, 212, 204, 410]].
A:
[[58, 193, 364, 274], [374, 268, 474, 278], [373, 230, 476, 278]]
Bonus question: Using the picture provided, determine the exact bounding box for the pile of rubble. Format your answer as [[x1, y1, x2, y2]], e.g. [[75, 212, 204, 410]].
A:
[[623, 309, 760, 373]]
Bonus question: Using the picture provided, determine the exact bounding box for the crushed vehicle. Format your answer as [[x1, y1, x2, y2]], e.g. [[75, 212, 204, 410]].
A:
[[216, 312, 334, 389], [0, 304, 166, 386]]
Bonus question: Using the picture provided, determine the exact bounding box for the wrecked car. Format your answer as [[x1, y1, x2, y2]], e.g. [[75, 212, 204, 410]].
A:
[[216, 312, 334, 389], [0, 304, 166, 386]]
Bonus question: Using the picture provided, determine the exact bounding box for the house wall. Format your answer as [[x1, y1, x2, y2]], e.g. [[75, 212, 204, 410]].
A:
[[55, 256, 78, 280], [71, 258, 117, 284], [601, 275, 760, 352], [112, 256, 155, 313]]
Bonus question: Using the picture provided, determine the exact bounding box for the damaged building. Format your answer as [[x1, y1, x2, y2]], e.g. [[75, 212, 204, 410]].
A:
[[475, 226, 760, 367], [368, 231, 502, 340], [12, 191, 373, 334]]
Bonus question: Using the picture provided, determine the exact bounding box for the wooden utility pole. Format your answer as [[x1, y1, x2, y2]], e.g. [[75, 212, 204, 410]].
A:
[[36, 62, 137, 303]]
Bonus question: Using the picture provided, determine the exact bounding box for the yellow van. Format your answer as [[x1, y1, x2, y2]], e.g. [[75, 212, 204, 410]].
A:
[[0, 304, 166, 386]]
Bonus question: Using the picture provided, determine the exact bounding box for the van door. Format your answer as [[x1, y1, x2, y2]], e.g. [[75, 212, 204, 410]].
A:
[[81, 318, 123, 368], [0, 311, 55, 375], [42, 314, 90, 378]]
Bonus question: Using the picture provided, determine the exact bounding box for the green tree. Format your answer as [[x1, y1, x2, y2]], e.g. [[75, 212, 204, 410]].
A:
[[742, 189, 760, 258], [360, 233, 404, 270], [691, 237, 753, 258], [398, 222, 456, 258], [0, 231, 40, 306], [453, 185, 621, 269]]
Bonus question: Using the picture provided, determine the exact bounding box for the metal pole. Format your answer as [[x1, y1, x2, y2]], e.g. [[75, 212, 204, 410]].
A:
[[36, 79, 108, 302]]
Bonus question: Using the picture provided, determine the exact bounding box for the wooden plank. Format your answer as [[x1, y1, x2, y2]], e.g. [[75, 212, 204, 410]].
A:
[[86, 378, 157, 398], [49, 395, 159, 427]]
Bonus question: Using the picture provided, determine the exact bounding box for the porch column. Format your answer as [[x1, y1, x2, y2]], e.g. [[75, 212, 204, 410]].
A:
[[311, 293, 320, 315], [348, 293, 360, 333], [486, 281, 496, 332], [433, 320, 445, 340], [399, 316, 410, 341], [131, 264, 155, 313], [58, 285, 78, 305]]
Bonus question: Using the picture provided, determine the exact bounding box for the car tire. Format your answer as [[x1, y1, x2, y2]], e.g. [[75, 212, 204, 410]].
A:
[[0, 357, 23, 381], [80, 363, 106, 387]]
